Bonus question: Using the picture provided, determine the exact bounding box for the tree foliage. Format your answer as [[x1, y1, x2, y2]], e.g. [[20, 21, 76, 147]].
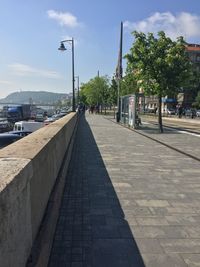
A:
[[108, 77, 118, 106], [79, 76, 110, 108], [125, 31, 192, 132], [120, 72, 138, 96]]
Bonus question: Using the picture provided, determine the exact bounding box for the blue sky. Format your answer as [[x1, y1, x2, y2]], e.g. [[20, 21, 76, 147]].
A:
[[0, 0, 200, 99]]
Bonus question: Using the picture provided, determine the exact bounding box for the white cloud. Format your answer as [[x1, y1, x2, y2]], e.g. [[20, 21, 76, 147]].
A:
[[8, 63, 61, 79], [0, 80, 13, 85], [124, 12, 200, 40], [47, 10, 81, 28]]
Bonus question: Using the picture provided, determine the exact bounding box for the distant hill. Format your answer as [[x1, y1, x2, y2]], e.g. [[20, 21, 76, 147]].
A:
[[0, 91, 68, 104]]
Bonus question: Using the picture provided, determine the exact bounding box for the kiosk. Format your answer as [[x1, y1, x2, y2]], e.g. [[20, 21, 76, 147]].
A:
[[120, 93, 145, 128]]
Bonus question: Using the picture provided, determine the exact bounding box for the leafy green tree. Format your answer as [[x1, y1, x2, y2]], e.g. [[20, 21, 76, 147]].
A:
[[125, 31, 192, 132], [80, 76, 110, 112], [96, 76, 110, 113], [79, 83, 93, 106], [121, 72, 138, 96], [108, 77, 118, 106]]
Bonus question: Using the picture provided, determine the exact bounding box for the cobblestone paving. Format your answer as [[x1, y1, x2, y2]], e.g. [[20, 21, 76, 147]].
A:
[[48, 114, 200, 267]]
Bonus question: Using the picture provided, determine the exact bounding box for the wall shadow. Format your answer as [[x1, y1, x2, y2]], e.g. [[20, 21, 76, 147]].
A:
[[48, 115, 146, 267]]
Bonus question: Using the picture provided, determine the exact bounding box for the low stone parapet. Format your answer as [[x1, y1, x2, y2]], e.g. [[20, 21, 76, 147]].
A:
[[0, 112, 77, 267]]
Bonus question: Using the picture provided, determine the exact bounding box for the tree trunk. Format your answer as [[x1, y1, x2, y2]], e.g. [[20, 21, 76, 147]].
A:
[[158, 95, 163, 133]]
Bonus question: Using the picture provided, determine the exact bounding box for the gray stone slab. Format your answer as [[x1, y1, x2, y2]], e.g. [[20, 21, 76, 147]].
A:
[[142, 253, 187, 267], [181, 254, 200, 267], [160, 239, 200, 253], [134, 238, 164, 253]]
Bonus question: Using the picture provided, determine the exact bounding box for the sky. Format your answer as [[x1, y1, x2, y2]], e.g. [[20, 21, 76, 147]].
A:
[[0, 0, 200, 99]]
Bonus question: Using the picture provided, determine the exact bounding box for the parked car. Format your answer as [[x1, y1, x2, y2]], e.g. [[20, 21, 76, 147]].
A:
[[0, 133, 22, 148], [144, 108, 155, 114], [196, 110, 200, 117], [54, 113, 67, 118], [185, 109, 196, 118], [185, 109, 192, 117], [0, 119, 13, 133], [51, 113, 66, 120], [44, 117, 57, 125], [167, 108, 176, 115], [60, 111, 68, 116], [35, 113, 45, 122], [44, 113, 67, 125]]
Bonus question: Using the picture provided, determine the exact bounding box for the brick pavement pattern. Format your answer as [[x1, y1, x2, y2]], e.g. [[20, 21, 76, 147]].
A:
[[48, 113, 200, 267]]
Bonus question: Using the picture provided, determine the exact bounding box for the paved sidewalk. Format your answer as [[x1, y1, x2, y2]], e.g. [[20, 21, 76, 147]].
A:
[[48, 113, 200, 267], [117, 115, 200, 161]]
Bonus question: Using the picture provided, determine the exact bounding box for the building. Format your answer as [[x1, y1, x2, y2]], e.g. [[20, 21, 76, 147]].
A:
[[186, 43, 200, 65]]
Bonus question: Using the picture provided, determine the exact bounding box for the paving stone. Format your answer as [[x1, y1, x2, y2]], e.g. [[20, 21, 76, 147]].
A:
[[181, 254, 200, 267], [136, 216, 169, 226], [135, 238, 164, 254], [135, 199, 170, 207], [142, 253, 187, 267], [160, 239, 200, 253]]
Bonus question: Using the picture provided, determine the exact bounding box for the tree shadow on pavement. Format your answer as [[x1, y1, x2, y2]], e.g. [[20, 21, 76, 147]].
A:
[[48, 115, 145, 267]]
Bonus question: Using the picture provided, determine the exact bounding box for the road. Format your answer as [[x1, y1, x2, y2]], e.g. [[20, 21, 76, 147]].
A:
[[141, 115, 200, 134]]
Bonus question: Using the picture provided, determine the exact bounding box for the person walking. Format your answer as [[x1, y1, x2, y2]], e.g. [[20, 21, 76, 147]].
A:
[[178, 105, 183, 118]]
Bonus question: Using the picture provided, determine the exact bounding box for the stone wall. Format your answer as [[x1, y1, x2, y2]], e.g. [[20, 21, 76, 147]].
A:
[[0, 112, 77, 267]]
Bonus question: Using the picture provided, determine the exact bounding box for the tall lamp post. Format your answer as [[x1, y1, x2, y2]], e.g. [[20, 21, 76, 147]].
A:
[[115, 22, 123, 122], [58, 38, 75, 112]]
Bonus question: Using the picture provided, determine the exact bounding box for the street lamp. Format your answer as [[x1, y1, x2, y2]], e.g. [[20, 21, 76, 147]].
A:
[[58, 38, 75, 112]]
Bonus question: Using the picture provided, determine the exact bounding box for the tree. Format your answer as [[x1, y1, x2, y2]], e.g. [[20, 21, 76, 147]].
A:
[[80, 76, 110, 112], [125, 31, 192, 132], [108, 77, 118, 106], [121, 72, 138, 96]]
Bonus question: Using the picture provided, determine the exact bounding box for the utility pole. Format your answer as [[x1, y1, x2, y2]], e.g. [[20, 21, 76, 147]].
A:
[[116, 22, 123, 122]]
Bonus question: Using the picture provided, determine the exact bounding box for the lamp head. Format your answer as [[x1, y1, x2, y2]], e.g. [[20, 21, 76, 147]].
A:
[[58, 42, 67, 51]]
